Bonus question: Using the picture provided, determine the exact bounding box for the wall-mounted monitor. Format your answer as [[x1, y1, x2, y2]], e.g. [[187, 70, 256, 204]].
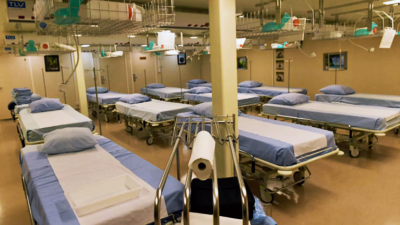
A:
[[237, 56, 247, 70], [44, 55, 60, 72], [177, 52, 186, 65]]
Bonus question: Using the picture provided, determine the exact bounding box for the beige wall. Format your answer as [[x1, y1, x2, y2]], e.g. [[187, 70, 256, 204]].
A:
[[283, 35, 400, 100], [158, 50, 202, 88], [237, 48, 274, 85], [197, 36, 400, 101]]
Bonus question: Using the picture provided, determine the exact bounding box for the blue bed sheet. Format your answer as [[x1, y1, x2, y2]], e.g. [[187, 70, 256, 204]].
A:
[[177, 112, 336, 166], [86, 91, 130, 105], [140, 87, 189, 99], [183, 93, 260, 107], [185, 82, 212, 89], [263, 102, 400, 131], [238, 86, 307, 97], [21, 137, 184, 225], [316, 93, 400, 108]]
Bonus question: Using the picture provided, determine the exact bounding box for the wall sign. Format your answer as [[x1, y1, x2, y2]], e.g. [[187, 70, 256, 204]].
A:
[[44, 55, 60, 72], [140, 57, 146, 60]]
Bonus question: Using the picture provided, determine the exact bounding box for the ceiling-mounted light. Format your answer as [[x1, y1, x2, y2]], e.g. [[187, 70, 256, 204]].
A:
[[81, 44, 90, 47], [178, 44, 183, 47], [165, 50, 180, 56], [74, 34, 82, 37], [383, 0, 400, 5], [91, 25, 98, 27], [141, 45, 147, 47], [128, 35, 135, 38], [239, 15, 244, 18], [190, 37, 198, 39]]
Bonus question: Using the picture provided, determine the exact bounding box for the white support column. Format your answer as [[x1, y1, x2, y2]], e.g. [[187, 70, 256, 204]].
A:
[[209, 0, 238, 178], [73, 46, 89, 117]]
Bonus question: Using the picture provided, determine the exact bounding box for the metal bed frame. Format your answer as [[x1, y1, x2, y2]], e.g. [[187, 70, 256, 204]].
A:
[[142, 92, 184, 102], [116, 110, 175, 145], [88, 101, 116, 122], [239, 147, 341, 203], [261, 112, 400, 158], [16, 119, 97, 148], [182, 99, 262, 114], [154, 115, 250, 225]]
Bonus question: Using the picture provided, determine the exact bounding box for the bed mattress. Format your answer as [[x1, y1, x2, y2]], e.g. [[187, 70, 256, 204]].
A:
[[19, 105, 95, 143], [177, 112, 336, 166], [185, 82, 212, 89], [20, 136, 184, 225], [15, 104, 30, 114], [116, 100, 193, 122], [263, 101, 400, 131], [237, 86, 307, 97], [315, 93, 400, 108], [183, 93, 260, 107], [86, 91, 130, 105], [141, 87, 189, 99]]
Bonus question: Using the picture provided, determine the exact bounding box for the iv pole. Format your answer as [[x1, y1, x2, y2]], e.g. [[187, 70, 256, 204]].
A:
[[41, 68, 47, 97], [285, 59, 294, 93], [85, 68, 104, 135], [60, 66, 69, 104]]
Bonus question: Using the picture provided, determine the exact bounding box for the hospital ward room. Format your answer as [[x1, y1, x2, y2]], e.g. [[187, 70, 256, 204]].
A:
[[2, 0, 400, 224]]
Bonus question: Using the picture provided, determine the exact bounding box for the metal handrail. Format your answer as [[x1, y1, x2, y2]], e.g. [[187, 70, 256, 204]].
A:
[[154, 115, 249, 224], [154, 126, 185, 224]]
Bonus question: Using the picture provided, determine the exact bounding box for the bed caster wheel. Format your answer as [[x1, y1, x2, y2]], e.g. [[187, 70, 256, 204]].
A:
[[293, 171, 305, 185], [260, 189, 274, 204], [92, 111, 97, 117], [395, 128, 399, 135], [125, 126, 133, 133], [16, 126, 20, 135], [147, 137, 154, 145], [349, 148, 360, 158], [138, 127, 144, 132]]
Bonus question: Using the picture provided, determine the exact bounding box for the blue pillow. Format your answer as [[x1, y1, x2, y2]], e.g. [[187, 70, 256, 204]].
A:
[[188, 79, 207, 84], [31, 93, 41, 102], [269, 93, 309, 106], [147, 83, 165, 89], [238, 81, 263, 88], [192, 102, 213, 117], [119, 94, 151, 104], [39, 128, 98, 155], [189, 87, 212, 94], [30, 98, 64, 113], [86, 87, 109, 94], [319, 85, 355, 95]]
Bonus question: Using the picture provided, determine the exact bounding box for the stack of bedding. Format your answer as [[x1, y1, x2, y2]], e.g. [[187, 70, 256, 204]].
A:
[[11, 88, 33, 105]]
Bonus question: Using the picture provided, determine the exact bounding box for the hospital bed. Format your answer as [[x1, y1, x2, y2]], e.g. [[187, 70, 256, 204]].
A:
[[87, 91, 130, 122], [182, 93, 261, 113], [20, 136, 184, 225], [316, 93, 400, 134], [10, 104, 30, 121], [176, 111, 341, 203], [185, 82, 212, 89], [17, 105, 95, 147], [262, 101, 400, 158], [141, 87, 190, 101], [238, 86, 307, 102], [115, 100, 193, 145]]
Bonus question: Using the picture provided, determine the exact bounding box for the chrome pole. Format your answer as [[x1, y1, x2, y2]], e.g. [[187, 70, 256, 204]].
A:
[[93, 68, 102, 135], [154, 127, 185, 225]]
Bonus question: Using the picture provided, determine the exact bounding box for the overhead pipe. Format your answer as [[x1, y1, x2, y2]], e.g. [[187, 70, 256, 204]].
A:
[[276, 0, 281, 25], [319, 0, 324, 29], [367, 1, 374, 31]]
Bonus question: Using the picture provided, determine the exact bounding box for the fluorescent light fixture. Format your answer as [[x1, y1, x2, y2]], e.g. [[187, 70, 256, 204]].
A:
[[81, 44, 90, 47], [190, 37, 198, 39], [165, 50, 179, 56], [178, 44, 183, 47], [74, 34, 82, 37], [239, 15, 244, 18], [141, 45, 147, 47], [91, 25, 98, 27], [383, 0, 400, 4], [128, 35, 135, 38]]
